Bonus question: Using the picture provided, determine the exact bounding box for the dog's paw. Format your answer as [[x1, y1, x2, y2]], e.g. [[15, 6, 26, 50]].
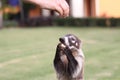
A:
[[61, 43, 66, 48], [57, 43, 66, 50]]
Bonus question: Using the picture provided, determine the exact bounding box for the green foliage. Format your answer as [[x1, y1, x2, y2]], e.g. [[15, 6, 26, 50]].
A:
[[0, 27, 120, 80], [2, 0, 7, 5], [53, 17, 120, 27], [22, 1, 37, 18], [3, 20, 18, 27]]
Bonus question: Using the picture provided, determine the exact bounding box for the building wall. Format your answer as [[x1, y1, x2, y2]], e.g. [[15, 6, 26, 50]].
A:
[[70, 0, 120, 18], [70, 0, 97, 18], [99, 0, 120, 17], [71, 0, 84, 18]]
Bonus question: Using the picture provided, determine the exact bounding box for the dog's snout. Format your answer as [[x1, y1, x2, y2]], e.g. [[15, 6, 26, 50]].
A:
[[59, 38, 64, 43]]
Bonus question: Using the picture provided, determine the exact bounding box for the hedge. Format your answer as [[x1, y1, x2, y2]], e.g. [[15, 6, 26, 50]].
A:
[[53, 17, 120, 27], [3, 17, 120, 27]]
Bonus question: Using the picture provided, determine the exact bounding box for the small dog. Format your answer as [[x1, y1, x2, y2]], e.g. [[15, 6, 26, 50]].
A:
[[54, 34, 85, 80]]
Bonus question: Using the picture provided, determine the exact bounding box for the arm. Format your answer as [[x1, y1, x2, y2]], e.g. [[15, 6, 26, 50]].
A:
[[54, 44, 65, 73]]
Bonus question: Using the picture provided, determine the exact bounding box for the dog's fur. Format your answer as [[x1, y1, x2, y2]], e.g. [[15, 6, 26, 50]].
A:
[[54, 34, 85, 80]]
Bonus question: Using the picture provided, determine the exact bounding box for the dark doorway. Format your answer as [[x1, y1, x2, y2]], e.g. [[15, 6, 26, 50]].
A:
[[84, 0, 96, 17]]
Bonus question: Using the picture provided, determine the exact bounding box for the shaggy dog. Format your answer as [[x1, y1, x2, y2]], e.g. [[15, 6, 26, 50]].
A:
[[54, 34, 85, 80]]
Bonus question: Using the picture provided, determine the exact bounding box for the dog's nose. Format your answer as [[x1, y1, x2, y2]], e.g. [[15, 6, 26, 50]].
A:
[[59, 38, 64, 43]]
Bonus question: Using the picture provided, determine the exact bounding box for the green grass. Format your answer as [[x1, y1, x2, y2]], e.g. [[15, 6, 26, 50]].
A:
[[0, 27, 120, 80]]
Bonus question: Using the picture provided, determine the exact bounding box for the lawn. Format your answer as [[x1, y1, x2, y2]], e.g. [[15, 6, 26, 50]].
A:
[[0, 27, 120, 80]]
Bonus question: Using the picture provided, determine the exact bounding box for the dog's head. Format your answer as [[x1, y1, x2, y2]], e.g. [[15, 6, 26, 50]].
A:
[[59, 34, 81, 50]]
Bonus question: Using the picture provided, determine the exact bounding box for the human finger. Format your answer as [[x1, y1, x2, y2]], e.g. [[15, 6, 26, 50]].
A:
[[59, 0, 69, 17], [54, 0, 64, 16], [56, 6, 63, 17]]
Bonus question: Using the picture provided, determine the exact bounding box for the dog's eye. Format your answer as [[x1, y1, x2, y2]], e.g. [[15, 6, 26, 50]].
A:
[[71, 37, 75, 41], [71, 38, 76, 43]]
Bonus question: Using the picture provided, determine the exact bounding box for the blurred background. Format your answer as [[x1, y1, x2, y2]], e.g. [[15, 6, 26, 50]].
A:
[[0, 0, 120, 80], [0, 0, 120, 27]]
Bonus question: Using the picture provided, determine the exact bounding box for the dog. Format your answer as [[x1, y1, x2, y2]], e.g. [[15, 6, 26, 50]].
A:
[[54, 34, 85, 80]]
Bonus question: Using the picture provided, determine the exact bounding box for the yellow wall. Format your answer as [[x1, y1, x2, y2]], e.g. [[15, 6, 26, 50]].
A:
[[99, 0, 120, 17]]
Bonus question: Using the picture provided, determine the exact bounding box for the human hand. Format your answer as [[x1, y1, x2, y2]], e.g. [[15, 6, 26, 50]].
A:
[[38, 0, 70, 17], [55, 0, 69, 17]]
